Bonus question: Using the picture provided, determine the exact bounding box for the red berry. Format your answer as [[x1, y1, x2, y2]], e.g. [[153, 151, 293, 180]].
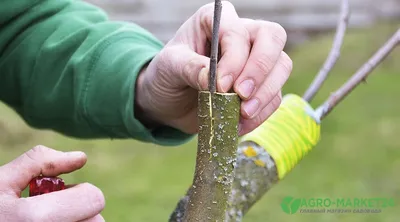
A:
[[29, 176, 65, 197]]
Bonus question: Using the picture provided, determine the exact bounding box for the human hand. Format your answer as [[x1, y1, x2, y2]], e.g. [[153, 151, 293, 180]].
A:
[[0, 145, 105, 222], [135, 1, 292, 136]]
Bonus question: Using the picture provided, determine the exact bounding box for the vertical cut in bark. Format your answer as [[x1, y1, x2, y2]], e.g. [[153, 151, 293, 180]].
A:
[[183, 91, 240, 222]]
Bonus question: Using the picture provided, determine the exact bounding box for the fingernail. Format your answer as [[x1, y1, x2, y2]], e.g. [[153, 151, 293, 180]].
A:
[[219, 74, 233, 92], [238, 79, 255, 98], [68, 151, 86, 158], [198, 67, 209, 90], [243, 98, 260, 118]]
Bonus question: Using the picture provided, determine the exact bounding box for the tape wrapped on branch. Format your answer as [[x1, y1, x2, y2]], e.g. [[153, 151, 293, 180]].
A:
[[240, 94, 321, 180]]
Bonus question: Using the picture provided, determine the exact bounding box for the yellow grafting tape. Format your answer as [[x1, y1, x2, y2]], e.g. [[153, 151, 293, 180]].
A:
[[240, 94, 321, 180]]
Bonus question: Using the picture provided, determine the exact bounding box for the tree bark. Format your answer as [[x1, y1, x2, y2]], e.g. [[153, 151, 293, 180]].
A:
[[226, 141, 278, 221], [182, 91, 240, 222], [171, 94, 321, 222], [169, 141, 278, 222], [169, 188, 192, 222]]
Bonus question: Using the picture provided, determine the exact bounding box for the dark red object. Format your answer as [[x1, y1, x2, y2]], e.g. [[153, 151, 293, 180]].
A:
[[29, 176, 65, 197]]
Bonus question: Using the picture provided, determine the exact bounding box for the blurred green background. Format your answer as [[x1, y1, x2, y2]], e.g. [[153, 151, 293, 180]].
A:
[[0, 22, 399, 221]]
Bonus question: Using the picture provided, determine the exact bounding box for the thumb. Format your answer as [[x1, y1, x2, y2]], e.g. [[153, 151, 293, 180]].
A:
[[0, 145, 87, 194], [160, 44, 210, 91]]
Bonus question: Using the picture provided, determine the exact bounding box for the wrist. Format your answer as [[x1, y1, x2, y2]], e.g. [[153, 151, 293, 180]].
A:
[[134, 66, 162, 130]]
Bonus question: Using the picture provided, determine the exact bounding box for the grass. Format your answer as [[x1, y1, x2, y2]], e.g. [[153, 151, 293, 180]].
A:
[[0, 21, 399, 221]]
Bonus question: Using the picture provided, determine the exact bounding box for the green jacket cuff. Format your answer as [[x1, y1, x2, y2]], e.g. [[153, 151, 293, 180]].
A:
[[84, 33, 195, 146]]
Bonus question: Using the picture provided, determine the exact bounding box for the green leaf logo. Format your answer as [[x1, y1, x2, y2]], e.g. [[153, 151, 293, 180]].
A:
[[281, 196, 301, 214]]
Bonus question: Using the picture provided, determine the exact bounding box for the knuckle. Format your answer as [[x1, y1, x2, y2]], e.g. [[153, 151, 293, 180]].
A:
[[253, 53, 275, 74], [253, 111, 265, 127], [266, 94, 282, 117], [257, 94, 282, 125], [270, 22, 287, 38], [198, 1, 235, 14], [169, 45, 208, 89], [221, 27, 249, 45], [221, 1, 235, 10], [24, 146, 43, 162], [259, 82, 274, 99], [197, 3, 214, 18], [277, 90, 283, 100], [30, 145, 50, 155], [197, 5, 215, 35], [25, 145, 56, 172], [268, 101, 281, 118], [197, 1, 237, 34], [265, 22, 287, 48], [273, 94, 282, 109]]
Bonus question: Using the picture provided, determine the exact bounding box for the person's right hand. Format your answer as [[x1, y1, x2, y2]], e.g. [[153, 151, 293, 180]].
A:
[[136, 1, 291, 136], [0, 145, 105, 222]]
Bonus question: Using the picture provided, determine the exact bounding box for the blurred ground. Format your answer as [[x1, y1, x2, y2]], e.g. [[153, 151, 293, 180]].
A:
[[0, 21, 399, 221]]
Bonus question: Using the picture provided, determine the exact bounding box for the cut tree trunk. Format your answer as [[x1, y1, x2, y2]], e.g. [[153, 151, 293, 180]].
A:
[[182, 91, 240, 221]]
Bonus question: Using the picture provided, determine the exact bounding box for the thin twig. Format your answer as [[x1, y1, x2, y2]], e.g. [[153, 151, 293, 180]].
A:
[[316, 29, 400, 120], [209, 0, 222, 93], [303, 0, 350, 102]]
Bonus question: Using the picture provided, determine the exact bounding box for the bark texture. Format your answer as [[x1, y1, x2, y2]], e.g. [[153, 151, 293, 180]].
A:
[[169, 188, 192, 222], [170, 141, 278, 222], [226, 141, 278, 221], [182, 91, 240, 222]]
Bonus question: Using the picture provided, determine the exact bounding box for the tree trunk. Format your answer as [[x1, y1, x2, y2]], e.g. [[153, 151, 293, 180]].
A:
[[171, 94, 321, 222], [182, 91, 240, 222]]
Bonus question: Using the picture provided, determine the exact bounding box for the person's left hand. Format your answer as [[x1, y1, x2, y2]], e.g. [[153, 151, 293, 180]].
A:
[[0, 145, 105, 222], [136, 1, 292, 136]]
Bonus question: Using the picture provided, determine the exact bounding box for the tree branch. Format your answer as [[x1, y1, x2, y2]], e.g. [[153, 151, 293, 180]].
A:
[[226, 141, 278, 221], [316, 29, 400, 120], [171, 2, 399, 222], [302, 0, 350, 102], [209, 0, 222, 93]]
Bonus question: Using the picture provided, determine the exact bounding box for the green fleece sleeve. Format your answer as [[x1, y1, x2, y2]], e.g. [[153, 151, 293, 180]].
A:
[[0, 0, 194, 145]]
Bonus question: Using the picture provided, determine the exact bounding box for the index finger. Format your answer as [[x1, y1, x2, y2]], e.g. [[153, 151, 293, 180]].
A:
[[234, 20, 287, 101], [199, 1, 251, 92]]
